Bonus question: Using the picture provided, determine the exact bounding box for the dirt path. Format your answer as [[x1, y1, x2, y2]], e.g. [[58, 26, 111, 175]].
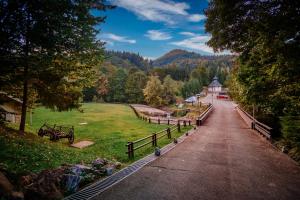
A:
[[93, 97, 300, 200]]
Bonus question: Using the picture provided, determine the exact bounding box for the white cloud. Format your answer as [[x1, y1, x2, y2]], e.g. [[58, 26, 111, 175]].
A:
[[170, 34, 214, 54], [145, 30, 172, 40], [179, 32, 196, 36], [109, 0, 206, 25], [102, 39, 114, 46], [188, 14, 206, 22], [171, 34, 231, 55], [102, 33, 136, 44]]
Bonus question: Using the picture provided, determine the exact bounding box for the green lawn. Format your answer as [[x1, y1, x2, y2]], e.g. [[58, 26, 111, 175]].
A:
[[0, 103, 191, 174]]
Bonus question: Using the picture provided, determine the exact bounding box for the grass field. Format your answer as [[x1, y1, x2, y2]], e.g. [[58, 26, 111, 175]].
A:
[[0, 103, 191, 174]]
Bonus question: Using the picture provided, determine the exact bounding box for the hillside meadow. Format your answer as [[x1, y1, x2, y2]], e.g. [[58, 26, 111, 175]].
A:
[[0, 103, 191, 174]]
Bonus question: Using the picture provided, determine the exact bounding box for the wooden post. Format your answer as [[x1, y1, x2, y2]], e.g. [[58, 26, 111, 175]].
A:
[[149, 118, 151, 123], [167, 128, 171, 139], [184, 120, 186, 127], [152, 134, 157, 146], [158, 118, 160, 124], [168, 119, 170, 125], [127, 142, 134, 159], [177, 122, 181, 132], [188, 120, 191, 126]]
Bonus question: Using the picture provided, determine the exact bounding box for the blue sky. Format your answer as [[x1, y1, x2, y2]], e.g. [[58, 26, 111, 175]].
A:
[[93, 0, 222, 59]]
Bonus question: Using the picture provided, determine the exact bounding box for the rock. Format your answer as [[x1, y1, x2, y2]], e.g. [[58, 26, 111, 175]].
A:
[[155, 147, 161, 156], [64, 174, 81, 194], [70, 164, 91, 176], [11, 191, 24, 200], [20, 173, 37, 187], [92, 158, 108, 169], [24, 167, 66, 200], [105, 166, 115, 176], [114, 162, 122, 169], [0, 171, 14, 194]]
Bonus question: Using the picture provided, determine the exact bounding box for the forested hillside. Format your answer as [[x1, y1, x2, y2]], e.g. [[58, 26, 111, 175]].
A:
[[83, 49, 235, 103]]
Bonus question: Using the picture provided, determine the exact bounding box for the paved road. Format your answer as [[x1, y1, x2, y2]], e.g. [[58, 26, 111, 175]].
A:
[[93, 97, 300, 200]]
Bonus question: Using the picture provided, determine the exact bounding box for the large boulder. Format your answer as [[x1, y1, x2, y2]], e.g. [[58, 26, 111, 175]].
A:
[[24, 167, 66, 200], [0, 171, 24, 200]]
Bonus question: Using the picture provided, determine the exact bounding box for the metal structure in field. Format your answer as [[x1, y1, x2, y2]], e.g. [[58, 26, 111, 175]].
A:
[[38, 123, 75, 144]]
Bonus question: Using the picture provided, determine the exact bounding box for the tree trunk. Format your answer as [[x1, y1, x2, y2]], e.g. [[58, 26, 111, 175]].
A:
[[19, 65, 28, 134], [19, 10, 30, 134]]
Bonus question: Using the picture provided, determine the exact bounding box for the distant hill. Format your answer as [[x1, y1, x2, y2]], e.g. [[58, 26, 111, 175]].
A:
[[152, 49, 234, 68], [103, 49, 235, 71], [104, 50, 152, 71]]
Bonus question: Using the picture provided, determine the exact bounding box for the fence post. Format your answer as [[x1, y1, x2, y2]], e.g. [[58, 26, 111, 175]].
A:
[[152, 133, 157, 146], [127, 142, 134, 159], [188, 120, 191, 126], [167, 128, 171, 138], [168, 119, 170, 125], [158, 118, 160, 124], [177, 121, 181, 132], [149, 118, 151, 123], [184, 120, 186, 127]]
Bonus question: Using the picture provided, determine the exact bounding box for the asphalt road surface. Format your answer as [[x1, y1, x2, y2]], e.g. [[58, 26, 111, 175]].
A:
[[93, 97, 300, 200]]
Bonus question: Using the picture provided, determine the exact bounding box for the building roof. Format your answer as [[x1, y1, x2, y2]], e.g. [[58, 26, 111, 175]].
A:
[[185, 96, 197, 103], [208, 76, 222, 87], [0, 91, 23, 105]]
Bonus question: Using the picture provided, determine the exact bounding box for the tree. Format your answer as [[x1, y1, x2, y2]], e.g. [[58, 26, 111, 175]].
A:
[[190, 66, 209, 86], [181, 79, 201, 99], [0, 0, 114, 133], [162, 75, 177, 105], [143, 76, 164, 107], [125, 71, 147, 103], [107, 68, 128, 102], [205, 0, 300, 116]]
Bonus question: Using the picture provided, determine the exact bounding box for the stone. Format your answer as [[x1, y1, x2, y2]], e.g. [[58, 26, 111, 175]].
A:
[[173, 138, 178, 144], [0, 171, 14, 197], [24, 167, 66, 200], [64, 174, 81, 194], [155, 147, 161, 156], [106, 167, 114, 176], [92, 158, 108, 169], [114, 162, 122, 169]]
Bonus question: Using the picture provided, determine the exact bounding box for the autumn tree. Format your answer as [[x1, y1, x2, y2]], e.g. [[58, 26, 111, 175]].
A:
[[0, 0, 114, 133], [143, 76, 164, 107], [162, 75, 177, 105]]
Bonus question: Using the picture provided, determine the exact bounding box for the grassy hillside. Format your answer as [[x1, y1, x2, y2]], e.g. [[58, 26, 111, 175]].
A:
[[0, 103, 190, 174]]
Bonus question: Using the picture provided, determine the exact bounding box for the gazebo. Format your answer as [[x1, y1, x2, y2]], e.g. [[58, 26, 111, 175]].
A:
[[208, 76, 222, 93]]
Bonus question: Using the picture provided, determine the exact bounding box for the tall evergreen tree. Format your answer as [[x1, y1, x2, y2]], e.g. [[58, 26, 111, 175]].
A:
[[125, 71, 147, 103], [0, 0, 114, 133]]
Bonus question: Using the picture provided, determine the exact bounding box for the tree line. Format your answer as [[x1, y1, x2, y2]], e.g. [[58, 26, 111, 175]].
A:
[[83, 63, 230, 105]]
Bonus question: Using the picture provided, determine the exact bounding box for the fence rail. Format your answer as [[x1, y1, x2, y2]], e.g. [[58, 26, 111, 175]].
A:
[[126, 123, 182, 159], [196, 103, 213, 126], [236, 106, 272, 139]]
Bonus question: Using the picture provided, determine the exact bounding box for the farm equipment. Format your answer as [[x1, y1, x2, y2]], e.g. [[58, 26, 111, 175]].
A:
[[38, 123, 75, 144]]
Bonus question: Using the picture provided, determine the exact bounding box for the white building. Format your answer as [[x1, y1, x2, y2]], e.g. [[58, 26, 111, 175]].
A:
[[208, 76, 222, 93]]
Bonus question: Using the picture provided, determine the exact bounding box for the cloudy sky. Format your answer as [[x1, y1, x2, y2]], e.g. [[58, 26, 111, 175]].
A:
[[93, 0, 224, 59]]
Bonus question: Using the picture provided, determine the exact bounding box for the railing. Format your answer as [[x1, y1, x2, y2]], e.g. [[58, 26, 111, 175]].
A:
[[196, 103, 213, 126], [236, 106, 272, 139], [126, 122, 186, 159]]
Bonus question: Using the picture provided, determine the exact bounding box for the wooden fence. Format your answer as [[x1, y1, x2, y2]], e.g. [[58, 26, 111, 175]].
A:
[[236, 106, 272, 139], [196, 103, 213, 126], [126, 122, 185, 159]]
